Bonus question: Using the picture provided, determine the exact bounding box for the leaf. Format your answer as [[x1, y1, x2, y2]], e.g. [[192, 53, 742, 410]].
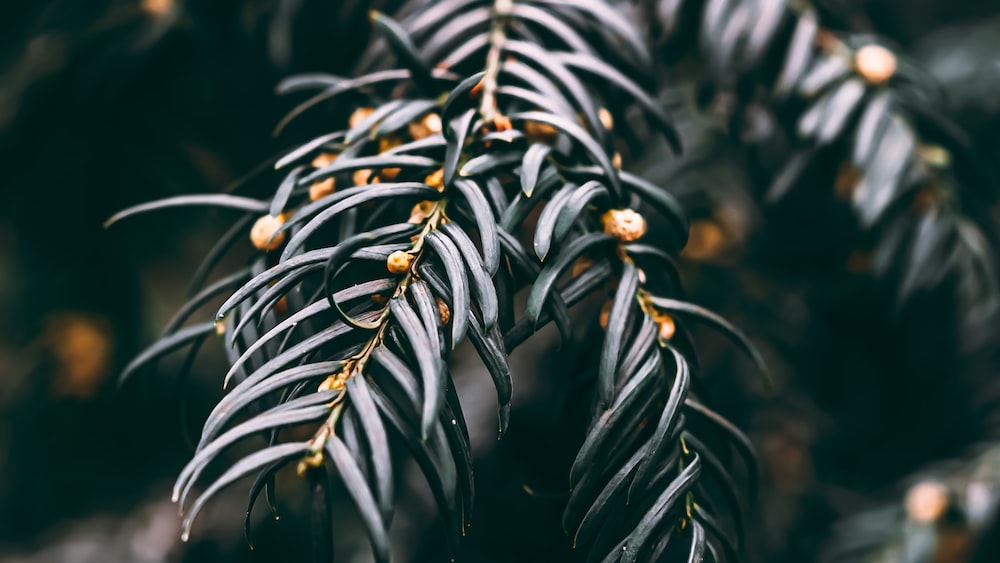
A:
[[200, 363, 343, 448], [425, 231, 472, 345], [274, 69, 412, 136], [817, 78, 867, 145], [270, 166, 308, 217], [344, 100, 408, 145], [852, 92, 892, 168], [440, 222, 499, 329], [773, 8, 818, 98], [646, 296, 770, 385], [187, 216, 254, 297], [367, 382, 462, 553], [275, 73, 345, 94], [528, 0, 652, 69], [451, 178, 500, 275], [684, 399, 758, 499], [419, 7, 492, 63], [502, 167, 562, 231], [569, 353, 661, 485], [222, 308, 377, 390], [534, 183, 579, 261], [620, 454, 702, 563], [764, 148, 815, 204], [375, 99, 440, 137], [497, 82, 575, 120], [443, 109, 477, 186], [460, 151, 523, 177], [163, 268, 252, 336], [797, 54, 849, 99], [300, 155, 438, 185], [557, 52, 681, 152], [370, 347, 422, 412], [619, 170, 689, 247], [371, 11, 436, 94], [440, 73, 484, 128], [244, 459, 287, 548], [504, 40, 606, 145], [467, 321, 514, 410], [176, 405, 329, 508], [526, 232, 613, 327], [515, 111, 621, 200], [326, 434, 391, 563], [323, 225, 419, 328], [630, 345, 691, 496], [347, 375, 395, 523], [181, 442, 310, 541], [511, 4, 594, 55], [275, 131, 345, 170], [520, 143, 552, 198], [852, 115, 915, 228], [566, 443, 647, 540], [597, 261, 640, 410], [105, 195, 267, 228], [389, 295, 444, 439], [744, 0, 787, 68], [282, 183, 439, 260], [687, 519, 707, 563], [554, 180, 609, 244], [120, 322, 216, 385]]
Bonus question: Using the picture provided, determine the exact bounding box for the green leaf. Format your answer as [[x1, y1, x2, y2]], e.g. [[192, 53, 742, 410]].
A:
[[326, 434, 391, 563], [120, 322, 216, 385], [389, 295, 444, 439], [176, 405, 329, 508], [105, 195, 266, 228], [511, 111, 620, 199], [200, 363, 343, 449], [534, 183, 578, 262], [569, 353, 661, 484], [451, 178, 500, 275], [630, 345, 690, 496], [526, 232, 613, 327], [774, 8, 818, 98], [443, 109, 477, 186], [620, 454, 701, 563], [347, 375, 395, 523], [646, 296, 770, 385], [282, 183, 439, 260], [181, 442, 310, 542], [558, 52, 681, 152], [425, 231, 472, 345], [520, 143, 552, 198], [371, 11, 436, 94], [440, 223, 499, 329], [597, 260, 640, 410]]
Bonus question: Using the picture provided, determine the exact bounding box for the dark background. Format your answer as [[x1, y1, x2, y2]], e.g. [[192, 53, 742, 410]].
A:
[[1, 1, 1000, 562]]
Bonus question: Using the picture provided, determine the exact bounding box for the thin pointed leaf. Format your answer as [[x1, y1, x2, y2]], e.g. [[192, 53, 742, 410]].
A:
[[105, 195, 267, 227], [521, 143, 552, 198], [452, 178, 500, 275], [181, 442, 310, 541], [120, 322, 216, 385], [527, 232, 613, 326], [389, 296, 444, 439], [425, 231, 471, 345], [620, 454, 702, 563], [646, 296, 770, 385], [347, 375, 394, 523], [326, 434, 391, 563]]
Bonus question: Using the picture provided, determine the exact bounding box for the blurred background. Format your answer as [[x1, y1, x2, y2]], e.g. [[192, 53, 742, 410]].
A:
[[2, 1, 1000, 562]]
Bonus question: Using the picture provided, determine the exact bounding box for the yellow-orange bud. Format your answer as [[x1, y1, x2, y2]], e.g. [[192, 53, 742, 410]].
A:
[[250, 214, 287, 251], [602, 209, 647, 242]]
